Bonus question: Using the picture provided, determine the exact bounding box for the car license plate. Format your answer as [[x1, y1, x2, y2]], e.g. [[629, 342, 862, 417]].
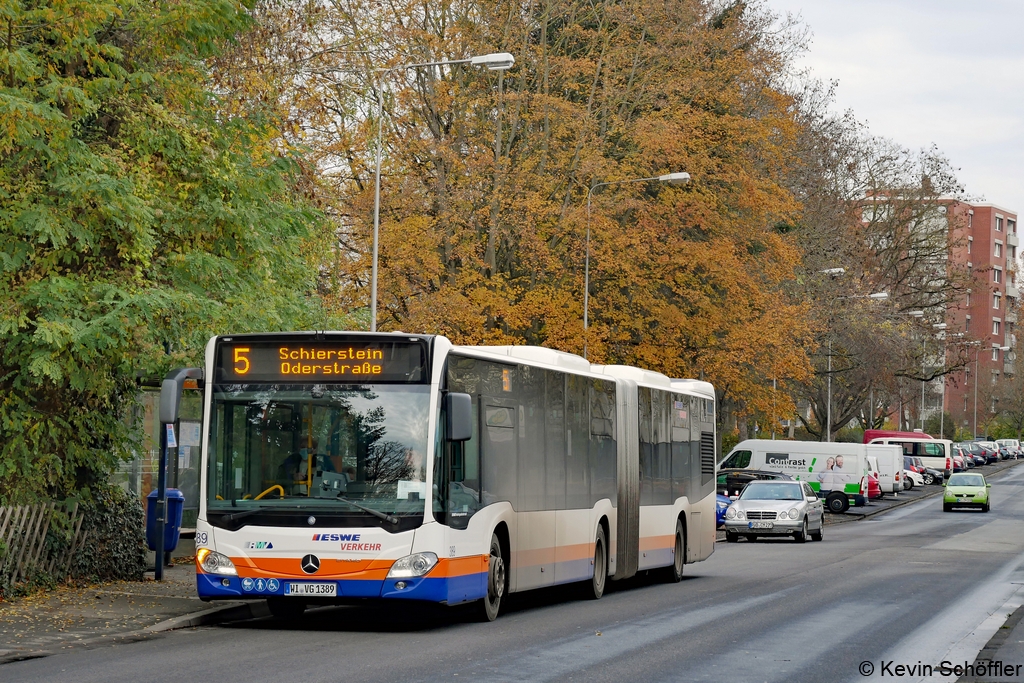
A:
[[286, 582, 337, 597], [749, 521, 774, 529]]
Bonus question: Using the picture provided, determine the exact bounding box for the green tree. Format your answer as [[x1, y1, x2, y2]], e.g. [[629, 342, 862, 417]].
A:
[[0, 0, 329, 503]]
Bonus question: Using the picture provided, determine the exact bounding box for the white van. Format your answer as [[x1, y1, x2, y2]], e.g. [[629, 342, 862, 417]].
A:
[[719, 440, 881, 513], [865, 437, 953, 480], [866, 444, 904, 495]]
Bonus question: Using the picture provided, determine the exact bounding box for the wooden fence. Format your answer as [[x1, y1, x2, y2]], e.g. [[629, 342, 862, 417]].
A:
[[0, 503, 86, 587]]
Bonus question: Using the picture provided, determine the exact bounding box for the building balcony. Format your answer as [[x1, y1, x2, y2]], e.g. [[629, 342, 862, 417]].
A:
[[1007, 311, 1018, 324], [1008, 260, 1018, 274], [1007, 284, 1020, 299], [1008, 232, 1020, 248], [1004, 362, 1015, 376]]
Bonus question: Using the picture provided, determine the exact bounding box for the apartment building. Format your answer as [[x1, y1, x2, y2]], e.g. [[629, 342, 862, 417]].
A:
[[944, 202, 1019, 433]]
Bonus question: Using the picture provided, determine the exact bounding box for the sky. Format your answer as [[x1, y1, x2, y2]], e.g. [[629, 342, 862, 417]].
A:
[[764, 0, 1024, 213]]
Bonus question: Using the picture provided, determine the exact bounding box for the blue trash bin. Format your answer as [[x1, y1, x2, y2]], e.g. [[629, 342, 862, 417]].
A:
[[146, 488, 185, 552]]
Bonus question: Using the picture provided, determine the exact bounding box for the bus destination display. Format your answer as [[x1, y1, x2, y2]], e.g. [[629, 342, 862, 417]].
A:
[[216, 340, 427, 383]]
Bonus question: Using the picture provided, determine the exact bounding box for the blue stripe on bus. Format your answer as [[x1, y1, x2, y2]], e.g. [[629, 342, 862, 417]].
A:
[[196, 572, 489, 604]]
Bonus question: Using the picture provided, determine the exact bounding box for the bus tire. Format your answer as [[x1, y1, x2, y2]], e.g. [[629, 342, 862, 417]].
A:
[[267, 597, 305, 620], [585, 525, 608, 600], [663, 519, 685, 583], [479, 532, 506, 622], [826, 492, 849, 514]]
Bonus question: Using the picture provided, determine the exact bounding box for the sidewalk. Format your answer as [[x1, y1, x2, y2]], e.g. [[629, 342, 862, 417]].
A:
[[0, 539, 261, 665], [960, 603, 1024, 683]]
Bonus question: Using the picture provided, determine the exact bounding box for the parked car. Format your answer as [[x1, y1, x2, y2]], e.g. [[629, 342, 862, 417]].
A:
[[951, 453, 966, 472], [866, 472, 883, 500], [974, 441, 1001, 464], [717, 469, 795, 497], [724, 480, 825, 543], [903, 468, 924, 489], [903, 455, 939, 485], [716, 494, 731, 527], [961, 442, 989, 467], [996, 439, 1021, 459], [943, 472, 991, 512]]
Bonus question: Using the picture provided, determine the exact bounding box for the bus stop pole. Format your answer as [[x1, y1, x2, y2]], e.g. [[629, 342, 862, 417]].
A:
[[157, 367, 202, 582], [155, 421, 168, 581]]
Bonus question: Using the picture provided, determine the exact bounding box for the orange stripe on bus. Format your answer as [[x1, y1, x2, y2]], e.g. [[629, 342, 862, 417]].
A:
[[202, 555, 491, 580], [639, 535, 675, 552]]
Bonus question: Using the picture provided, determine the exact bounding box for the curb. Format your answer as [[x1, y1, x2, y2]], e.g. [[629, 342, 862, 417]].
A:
[[0, 601, 267, 665], [145, 600, 269, 633]]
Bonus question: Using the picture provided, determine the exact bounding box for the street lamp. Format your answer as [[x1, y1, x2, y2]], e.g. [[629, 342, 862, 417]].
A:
[[583, 172, 691, 359], [369, 52, 515, 332], [826, 291, 889, 442]]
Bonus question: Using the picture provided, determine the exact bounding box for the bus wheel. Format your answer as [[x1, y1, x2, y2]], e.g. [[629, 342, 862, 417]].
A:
[[663, 519, 685, 583], [585, 525, 608, 600], [267, 597, 305, 620], [479, 533, 506, 622]]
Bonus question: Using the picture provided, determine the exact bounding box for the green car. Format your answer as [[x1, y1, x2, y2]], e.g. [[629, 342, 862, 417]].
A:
[[943, 472, 991, 512]]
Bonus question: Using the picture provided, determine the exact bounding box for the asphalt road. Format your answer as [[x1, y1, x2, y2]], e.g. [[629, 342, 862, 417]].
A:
[[6, 462, 1024, 683]]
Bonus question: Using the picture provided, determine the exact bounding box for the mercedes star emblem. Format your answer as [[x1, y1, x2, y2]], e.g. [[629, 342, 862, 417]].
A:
[[307, 516, 316, 525], [301, 554, 320, 574]]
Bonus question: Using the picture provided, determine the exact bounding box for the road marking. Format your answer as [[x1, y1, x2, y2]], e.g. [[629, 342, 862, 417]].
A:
[[659, 600, 902, 682], [859, 550, 1024, 683], [466, 588, 798, 683]]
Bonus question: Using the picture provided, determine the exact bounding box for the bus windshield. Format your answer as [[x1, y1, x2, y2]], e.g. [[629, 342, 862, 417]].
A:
[[207, 383, 431, 521]]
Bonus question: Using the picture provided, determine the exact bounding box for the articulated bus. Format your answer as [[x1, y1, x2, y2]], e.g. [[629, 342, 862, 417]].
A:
[[182, 332, 717, 620]]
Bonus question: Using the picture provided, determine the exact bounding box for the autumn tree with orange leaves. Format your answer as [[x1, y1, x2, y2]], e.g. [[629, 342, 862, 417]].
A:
[[211, 0, 817, 437]]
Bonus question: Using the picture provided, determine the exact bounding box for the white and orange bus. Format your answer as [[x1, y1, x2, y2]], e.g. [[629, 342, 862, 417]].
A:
[[178, 332, 717, 620]]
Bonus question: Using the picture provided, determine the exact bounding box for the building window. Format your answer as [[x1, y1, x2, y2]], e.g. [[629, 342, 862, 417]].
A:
[[994, 320, 1001, 335], [967, 291, 972, 306], [996, 217, 1003, 232], [992, 371, 1000, 385], [995, 242, 1003, 258], [968, 237, 973, 254], [994, 293, 1002, 309], [993, 347, 1000, 361], [969, 211, 974, 228], [964, 396, 969, 412], [994, 268, 1002, 283], [966, 314, 972, 330], [1010, 219, 1017, 234]]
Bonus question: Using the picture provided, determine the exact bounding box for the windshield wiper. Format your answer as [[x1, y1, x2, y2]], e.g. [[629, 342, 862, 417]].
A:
[[218, 505, 305, 528], [217, 499, 398, 525], [335, 496, 399, 525]]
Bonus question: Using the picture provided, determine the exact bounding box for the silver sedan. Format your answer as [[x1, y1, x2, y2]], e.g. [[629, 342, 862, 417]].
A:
[[724, 481, 825, 543]]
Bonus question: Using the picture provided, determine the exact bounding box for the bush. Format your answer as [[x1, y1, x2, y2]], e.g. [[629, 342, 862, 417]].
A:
[[68, 486, 147, 583]]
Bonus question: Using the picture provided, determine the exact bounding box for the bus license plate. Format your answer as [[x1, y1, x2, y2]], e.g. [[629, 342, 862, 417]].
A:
[[286, 582, 337, 597], [749, 521, 774, 529]]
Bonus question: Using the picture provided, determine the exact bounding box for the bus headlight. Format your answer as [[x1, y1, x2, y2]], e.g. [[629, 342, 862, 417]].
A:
[[387, 552, 438, 578], [197, 548, 237, 576]]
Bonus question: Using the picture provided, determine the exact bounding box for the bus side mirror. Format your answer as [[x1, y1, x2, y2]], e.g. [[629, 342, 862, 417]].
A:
[[159, 367, 204, 425], [445, 392, 473, 442]]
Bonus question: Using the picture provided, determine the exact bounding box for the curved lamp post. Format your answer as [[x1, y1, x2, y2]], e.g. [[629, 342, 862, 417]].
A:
[[370, 52, 515, 331], [583, 172, 690, 359]]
